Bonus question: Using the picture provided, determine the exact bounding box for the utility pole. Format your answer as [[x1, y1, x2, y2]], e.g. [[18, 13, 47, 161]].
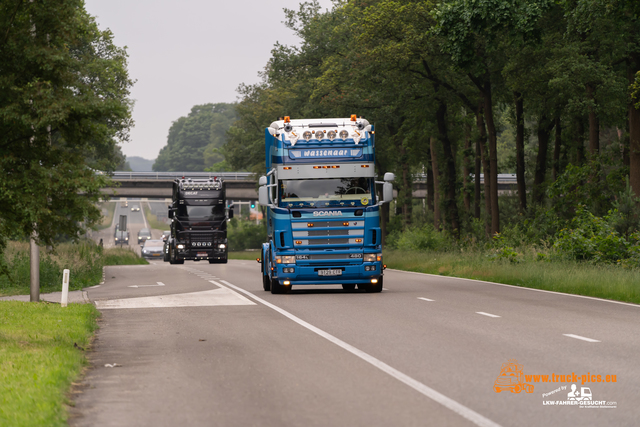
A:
[[30, 230, 39, 302]]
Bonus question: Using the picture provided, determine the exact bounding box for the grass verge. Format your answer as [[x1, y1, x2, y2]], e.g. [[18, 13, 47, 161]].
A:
[[0, 301, 100, 426], [228, 251, 260, 261], [384, 249, 640, 305], [0, 241, 147, 297], [93, 202, 116, 231], [143, 203, 170, 231]]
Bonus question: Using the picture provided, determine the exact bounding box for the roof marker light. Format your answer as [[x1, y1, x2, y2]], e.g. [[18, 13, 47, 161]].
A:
[[361, 165, 370, 168], [284, 116, 290, 123], [283, 167, 292, 170], [351, 114, 357, 121]]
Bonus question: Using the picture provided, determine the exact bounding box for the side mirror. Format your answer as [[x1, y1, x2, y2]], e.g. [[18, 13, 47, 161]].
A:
[[258, 176, 268, 186], [228, 208, 234, 219], [167, 207, 174, 219], [140, 245, 144, 248], [383, 182, 393, 204], [384, 172, 395, 182], [259, 186, 269, 207]]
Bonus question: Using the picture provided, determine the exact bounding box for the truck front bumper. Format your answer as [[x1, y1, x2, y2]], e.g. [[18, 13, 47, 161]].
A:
[[272, 262, 382, 285]]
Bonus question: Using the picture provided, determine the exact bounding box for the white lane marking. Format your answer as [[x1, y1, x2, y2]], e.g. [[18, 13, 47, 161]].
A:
[[387, 268, 640, 309], [217, 279, 501, 427], [85, 285, 101, 289], [418, 297, 434, 302], [476, 312, 501, 318], [128, 282, 166, 288], [563, 334, 600, 343], [95, 287, 255, 309]]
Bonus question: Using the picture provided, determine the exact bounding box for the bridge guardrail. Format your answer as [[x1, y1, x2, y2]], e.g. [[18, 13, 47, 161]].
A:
[[109, 171, 254, 181]]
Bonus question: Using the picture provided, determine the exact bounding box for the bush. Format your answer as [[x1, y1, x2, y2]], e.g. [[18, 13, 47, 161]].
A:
[[551, 206, 640, 265], [386, 224, 451, 251], [227, 219, 266, 251]]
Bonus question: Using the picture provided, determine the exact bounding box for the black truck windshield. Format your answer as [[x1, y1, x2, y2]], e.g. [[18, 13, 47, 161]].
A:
[[178, 204, 225, 220], [279, 177, 374, 208]]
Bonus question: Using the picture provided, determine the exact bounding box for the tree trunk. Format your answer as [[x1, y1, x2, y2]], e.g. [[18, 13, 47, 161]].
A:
[[463, 122, 471, 213], [629, 62, 640, 198], [483, 79, 500, 235], [533, 114, 555, 205], [430, 137, 441, 229], [427, 151, 434, 213], [552, 116, 562, 181], [474, 135, 481, 219], [476, 106, 491, 236], [576, 118, 585, 164], [587, 84, 600, 154], [399, 143, 412, 227], [514, 91, 526, 213], [436, 100, 460, 237]]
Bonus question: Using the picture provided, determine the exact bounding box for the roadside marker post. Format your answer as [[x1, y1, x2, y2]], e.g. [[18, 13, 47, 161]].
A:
[[61, 269, 70, 307]]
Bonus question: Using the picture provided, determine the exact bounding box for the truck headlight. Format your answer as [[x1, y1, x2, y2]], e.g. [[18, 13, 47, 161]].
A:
[[276, 256, 296, 264], [219, 244, 226, 249], [177, 244, 185, 249], [364, 253, 381, 262]]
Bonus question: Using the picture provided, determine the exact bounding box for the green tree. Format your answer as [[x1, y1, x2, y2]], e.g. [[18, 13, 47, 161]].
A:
[[153, 103, 238, 171], [0, 0, 133, 260]]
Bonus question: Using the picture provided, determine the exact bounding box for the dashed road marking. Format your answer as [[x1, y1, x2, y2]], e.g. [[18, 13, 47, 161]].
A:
[[418, 297, 434, 302], [563, 334, 600, 343], [476, 312, 501, 318]]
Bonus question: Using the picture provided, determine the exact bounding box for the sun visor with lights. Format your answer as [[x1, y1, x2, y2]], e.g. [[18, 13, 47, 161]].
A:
[[269, 117, 371, 146]]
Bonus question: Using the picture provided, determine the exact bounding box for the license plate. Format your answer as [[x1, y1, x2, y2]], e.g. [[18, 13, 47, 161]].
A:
[[318, 269, 342, 276], [197, 252, 207, 257]]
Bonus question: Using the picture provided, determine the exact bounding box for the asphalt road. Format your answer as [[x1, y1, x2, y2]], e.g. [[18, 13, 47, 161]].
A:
[[92, 200, 169, 255], [70, 260, 640, 427]]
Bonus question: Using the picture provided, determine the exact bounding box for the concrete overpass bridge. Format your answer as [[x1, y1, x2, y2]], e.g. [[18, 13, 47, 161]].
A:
[[101, 171, 518, 201]]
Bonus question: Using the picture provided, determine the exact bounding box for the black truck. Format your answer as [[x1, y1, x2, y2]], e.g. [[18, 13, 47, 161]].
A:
[[165, 177, 233, 264]]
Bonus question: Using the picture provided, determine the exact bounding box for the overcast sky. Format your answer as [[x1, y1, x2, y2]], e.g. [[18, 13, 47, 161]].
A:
[[84, 0, 334, 161]]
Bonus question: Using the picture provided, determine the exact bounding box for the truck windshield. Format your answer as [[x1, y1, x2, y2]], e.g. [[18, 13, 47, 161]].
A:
[[279, 178, 374, 208], [178, 204, 225, 220]]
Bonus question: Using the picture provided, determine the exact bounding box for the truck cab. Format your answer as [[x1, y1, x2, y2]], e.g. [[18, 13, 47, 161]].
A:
[[258, 115, 395, 294]]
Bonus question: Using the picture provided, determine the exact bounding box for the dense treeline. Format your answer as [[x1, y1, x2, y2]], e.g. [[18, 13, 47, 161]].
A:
[[153, 103, 238, 172], [223, 0, 640, 258]]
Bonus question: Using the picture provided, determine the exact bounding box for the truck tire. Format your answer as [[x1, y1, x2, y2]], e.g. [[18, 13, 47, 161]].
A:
[[262, 272, 271, 291], [365, 277, 383, 293]]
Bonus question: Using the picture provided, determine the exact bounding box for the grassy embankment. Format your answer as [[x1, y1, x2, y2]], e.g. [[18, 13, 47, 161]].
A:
[[229, 249, 640, 304], [0, 241, 147, 297], [0, 302, 99, 427], [143, 203, 169, 231], [93, 201, 116, 231], [386, 249, 640, 304], [0, 240, 148, 426]]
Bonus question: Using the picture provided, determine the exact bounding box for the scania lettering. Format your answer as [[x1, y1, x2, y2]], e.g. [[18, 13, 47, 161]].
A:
[[165, 177, 233, 264], [257, 115, 395, 293]]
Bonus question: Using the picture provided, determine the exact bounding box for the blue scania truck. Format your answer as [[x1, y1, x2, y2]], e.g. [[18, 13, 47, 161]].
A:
[[258, 115, 395, 294]]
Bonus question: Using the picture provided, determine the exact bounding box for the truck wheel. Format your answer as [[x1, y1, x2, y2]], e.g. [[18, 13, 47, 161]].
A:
[[342, 284, 356, 291], [511, 385, 522, 393], [365, 277, 383, 293], [262, 272, 271, 291]]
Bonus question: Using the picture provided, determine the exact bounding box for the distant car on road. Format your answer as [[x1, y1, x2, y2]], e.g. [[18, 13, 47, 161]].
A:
[[162, 230, 171, 242], [138, 228, 152, 244], [131, 205, 140, 212], [141, 239, 165, 259], [114, 230, 129, 245], [121, 200, 128, 207]]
